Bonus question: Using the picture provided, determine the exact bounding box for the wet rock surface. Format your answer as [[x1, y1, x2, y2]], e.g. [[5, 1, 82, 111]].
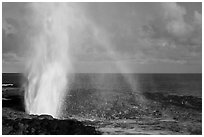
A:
[[2, 109, 101, 135]]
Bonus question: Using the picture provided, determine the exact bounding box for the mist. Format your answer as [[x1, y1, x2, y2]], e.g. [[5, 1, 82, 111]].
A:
[[24, 3, 73, 118], [24, 3, 142, 118]]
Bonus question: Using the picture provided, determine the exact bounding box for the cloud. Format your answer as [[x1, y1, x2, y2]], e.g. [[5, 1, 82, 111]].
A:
[[2, 3, 202, 73], [76, 2, 201, 66], [162, 3, 190, 37], [143, 3, 202, 46]]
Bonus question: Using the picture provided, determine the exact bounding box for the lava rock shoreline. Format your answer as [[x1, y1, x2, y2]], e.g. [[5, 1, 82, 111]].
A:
[[2, 112, 101, 135], [2, 89, 202, 135]]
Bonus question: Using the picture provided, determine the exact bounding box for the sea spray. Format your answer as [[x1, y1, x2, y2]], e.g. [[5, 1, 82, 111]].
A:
[[24, 3, 144, 118], [24, 3, 72, 118]]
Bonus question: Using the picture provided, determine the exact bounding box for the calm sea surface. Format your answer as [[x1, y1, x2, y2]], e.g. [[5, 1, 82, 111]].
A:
[[2, 73, 202, 97]]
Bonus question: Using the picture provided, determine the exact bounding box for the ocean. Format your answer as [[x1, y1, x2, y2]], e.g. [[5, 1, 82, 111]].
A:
[[2, 73, 202, 96]]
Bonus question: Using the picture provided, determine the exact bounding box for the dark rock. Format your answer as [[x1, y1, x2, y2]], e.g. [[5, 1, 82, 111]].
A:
[[2, 114, 101, 135], [31, 114, 54, 120]]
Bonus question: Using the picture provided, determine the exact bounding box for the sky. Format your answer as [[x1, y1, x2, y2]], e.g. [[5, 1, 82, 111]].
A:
[[2, 2, 202, 73]]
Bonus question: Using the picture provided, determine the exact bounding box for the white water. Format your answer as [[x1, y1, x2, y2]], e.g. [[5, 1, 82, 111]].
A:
[[24, 3, 72, 118]]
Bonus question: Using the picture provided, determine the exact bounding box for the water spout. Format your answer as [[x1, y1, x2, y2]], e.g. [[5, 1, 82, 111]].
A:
[[24, 3, 72, 118]]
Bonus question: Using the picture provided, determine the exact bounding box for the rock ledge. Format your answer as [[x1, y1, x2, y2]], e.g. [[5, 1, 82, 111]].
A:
[[2, 114, 101, 135]]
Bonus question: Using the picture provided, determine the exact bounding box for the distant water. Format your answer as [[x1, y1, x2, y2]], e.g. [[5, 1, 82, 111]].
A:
[[2, 73, 24, 87], [2, 73, 202, 97], [71, 73, 202, 97]]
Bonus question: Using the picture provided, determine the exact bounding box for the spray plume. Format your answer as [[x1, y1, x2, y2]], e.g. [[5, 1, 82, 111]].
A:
[[24, 3, 144, 118], [24, 3, 72, 118]]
